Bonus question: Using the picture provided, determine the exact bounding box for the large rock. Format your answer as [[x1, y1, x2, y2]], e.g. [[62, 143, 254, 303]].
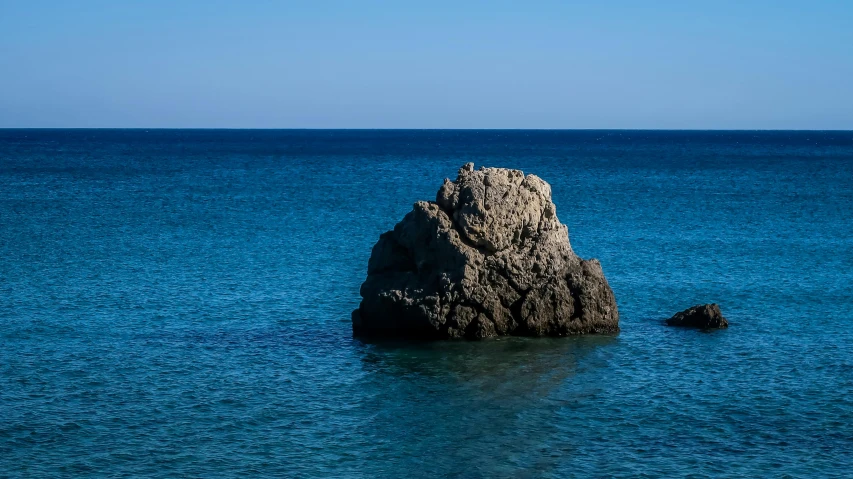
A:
[[352, 163, 619, 339], [666, 304, 728, 329]]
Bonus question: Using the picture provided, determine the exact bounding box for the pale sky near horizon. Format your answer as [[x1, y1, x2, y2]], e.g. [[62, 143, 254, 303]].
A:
[[1, 0, 852, 129]]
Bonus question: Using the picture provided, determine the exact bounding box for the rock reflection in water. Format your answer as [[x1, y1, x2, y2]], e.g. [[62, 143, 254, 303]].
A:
[[351, 335, 618, 477]]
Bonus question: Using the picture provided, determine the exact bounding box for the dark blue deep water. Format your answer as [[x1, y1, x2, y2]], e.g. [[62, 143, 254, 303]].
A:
[[2, 130, 853, 478]]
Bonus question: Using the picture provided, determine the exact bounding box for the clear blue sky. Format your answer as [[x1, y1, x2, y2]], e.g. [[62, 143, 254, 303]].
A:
[[1, 0, 851, 129]]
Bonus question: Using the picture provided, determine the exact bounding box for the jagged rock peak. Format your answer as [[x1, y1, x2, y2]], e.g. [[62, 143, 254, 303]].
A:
[[353, 163, 619, 339]]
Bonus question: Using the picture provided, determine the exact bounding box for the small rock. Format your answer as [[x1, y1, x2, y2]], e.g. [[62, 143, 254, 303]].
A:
[[666, 304, 728, 329]]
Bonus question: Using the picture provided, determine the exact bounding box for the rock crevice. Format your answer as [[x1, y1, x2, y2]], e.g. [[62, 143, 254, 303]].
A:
[[353, 163, 619, 339]]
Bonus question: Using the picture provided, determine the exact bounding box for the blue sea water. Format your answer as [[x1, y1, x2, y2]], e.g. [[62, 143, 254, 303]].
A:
[[1, 129, 852, 478]]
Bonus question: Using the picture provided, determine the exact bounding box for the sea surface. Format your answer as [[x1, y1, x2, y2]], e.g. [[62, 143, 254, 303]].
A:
[[1, 130, 852, 478]]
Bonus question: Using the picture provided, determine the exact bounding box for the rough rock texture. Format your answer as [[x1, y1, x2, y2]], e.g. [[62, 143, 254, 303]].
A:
[[352, 163, 619, 339], [666, 304, 728, 329]]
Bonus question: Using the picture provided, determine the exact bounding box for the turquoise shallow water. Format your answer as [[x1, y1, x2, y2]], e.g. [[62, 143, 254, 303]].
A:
[[1, 130, 852, 478]]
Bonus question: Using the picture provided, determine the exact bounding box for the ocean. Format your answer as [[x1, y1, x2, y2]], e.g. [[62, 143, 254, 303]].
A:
[[1, 129, 852, 477]]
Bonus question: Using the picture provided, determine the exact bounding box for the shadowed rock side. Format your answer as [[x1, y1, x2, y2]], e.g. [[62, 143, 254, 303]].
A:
[[352, 163, 619, 339], [666, 304, 728, 329]]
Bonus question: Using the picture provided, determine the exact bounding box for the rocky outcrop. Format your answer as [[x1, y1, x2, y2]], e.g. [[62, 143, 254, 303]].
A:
[[352, 163, 619, 339], [666, 304, 728, 329]]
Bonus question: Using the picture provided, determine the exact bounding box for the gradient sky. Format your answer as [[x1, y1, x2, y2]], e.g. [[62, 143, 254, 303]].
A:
[[1, 0, 851, 129]]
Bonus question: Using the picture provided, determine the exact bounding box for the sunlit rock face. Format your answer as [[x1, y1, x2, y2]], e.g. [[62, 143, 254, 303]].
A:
[[353, 163, 619, 339]]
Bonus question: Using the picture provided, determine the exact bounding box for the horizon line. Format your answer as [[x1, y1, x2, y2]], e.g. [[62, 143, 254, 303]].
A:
[[2, 127, 853, 132]]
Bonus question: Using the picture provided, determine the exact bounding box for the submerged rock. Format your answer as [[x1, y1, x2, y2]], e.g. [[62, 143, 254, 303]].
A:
[[666, 304, 728, 329], [352, 163, 619, 339]]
